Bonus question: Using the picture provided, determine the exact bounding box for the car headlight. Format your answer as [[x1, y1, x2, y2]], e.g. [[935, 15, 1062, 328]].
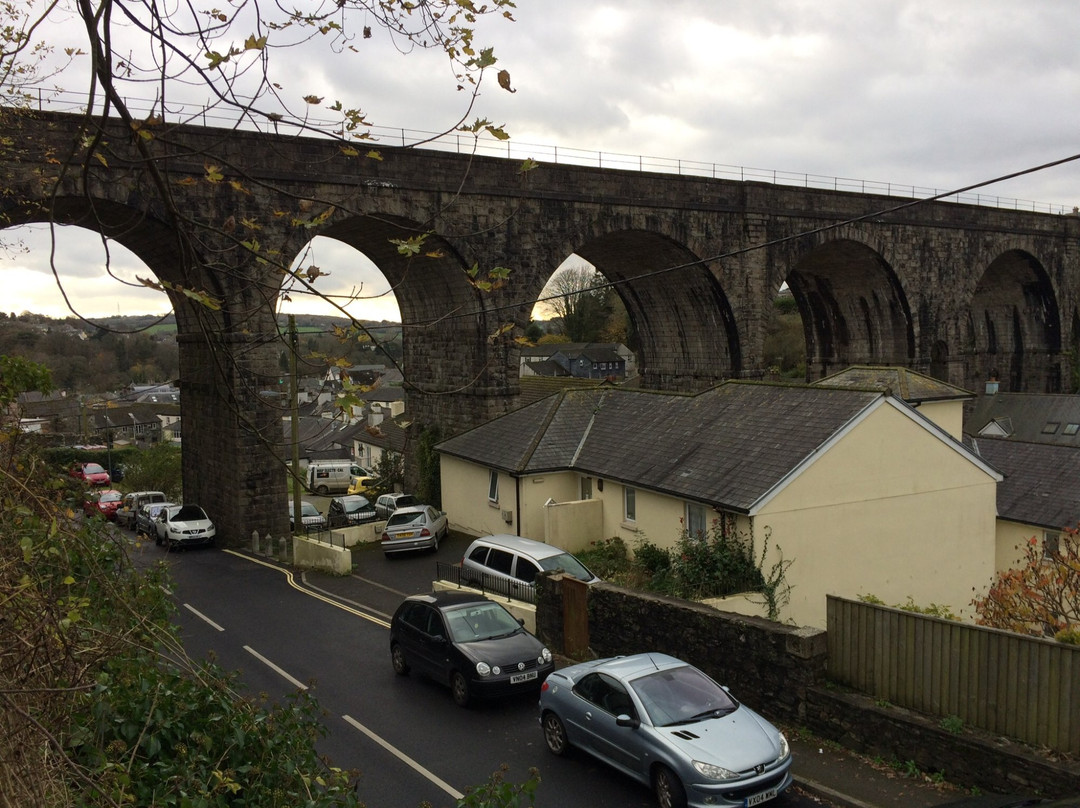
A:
[[776, 733, 790, 762], [476, 661, 492, 677], [691, 760, 740, 781], [539, 648, 552, 664]]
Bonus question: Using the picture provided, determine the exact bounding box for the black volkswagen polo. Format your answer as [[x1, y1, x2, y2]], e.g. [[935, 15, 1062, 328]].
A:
[[389, 591, 554, 707]]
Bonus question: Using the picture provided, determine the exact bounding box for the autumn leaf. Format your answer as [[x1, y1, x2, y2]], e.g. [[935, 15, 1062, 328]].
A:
[[497, 69, 515, 93]]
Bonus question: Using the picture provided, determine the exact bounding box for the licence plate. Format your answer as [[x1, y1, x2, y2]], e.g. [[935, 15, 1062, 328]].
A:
[[510, 670, 538, 684], [395, 531, 416, 538], [745, 788, 777, 807]]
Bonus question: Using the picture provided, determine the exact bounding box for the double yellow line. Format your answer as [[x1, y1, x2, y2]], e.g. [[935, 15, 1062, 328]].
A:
[[224, 549, 391, 628]]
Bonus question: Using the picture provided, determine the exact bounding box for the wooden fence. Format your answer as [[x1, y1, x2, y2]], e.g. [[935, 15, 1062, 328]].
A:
[[826, 595, 1080, 754]]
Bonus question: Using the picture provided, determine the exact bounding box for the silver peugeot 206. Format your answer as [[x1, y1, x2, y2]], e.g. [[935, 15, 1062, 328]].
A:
[[538, 652, 792, 808]]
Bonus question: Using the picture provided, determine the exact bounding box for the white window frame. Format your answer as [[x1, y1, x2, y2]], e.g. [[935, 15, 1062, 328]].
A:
[[685, 502, 707, 539], [624, 486, 636, 522], [488, 470, 499, 504], [580, 476, 593, 500]]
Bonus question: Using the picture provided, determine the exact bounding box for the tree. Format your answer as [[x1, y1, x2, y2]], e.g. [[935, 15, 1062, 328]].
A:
[[539, 265, 619, 343], [972, 524, 1080, 640]]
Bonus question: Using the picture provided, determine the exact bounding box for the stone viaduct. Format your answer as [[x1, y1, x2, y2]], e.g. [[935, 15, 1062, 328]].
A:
[[3, 109, 1079, 544]]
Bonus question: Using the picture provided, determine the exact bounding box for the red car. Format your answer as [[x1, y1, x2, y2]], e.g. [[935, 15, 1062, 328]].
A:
[[83, 489, 123, 521], [71, 462, 111, 485]]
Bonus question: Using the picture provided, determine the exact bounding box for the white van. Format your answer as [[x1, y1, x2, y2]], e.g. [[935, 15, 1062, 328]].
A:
[[305, 460, 371, 495]]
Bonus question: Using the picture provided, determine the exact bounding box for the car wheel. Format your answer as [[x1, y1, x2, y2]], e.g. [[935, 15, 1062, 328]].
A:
[[450, 671, 471, 708], [430, 532, 440, 553], [316, 485, 329, 496], [542, 711, 570, 756], [653, 765, 687, 808], [391, 643, 410, 675], [154, 532, 162, 546]]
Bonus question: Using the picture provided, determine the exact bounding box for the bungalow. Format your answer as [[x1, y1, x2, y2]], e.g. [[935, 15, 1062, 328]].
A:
[[436, 380, 1001, 629]]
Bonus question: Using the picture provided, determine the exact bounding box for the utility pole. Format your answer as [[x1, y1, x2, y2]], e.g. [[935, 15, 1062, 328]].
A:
[[289, 314, 302, 533]]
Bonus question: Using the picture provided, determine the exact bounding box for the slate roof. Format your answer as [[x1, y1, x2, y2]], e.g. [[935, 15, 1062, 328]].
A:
[[518, 375, 606, 406], [969, 436, 1080, 531], [965, 393, 1080, 446], [438, 381, 897, 513], [816, 366, 974, 403]]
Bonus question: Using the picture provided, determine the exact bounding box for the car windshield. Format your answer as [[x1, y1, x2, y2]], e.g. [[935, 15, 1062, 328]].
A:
[[344, 498, 370, 513], [537, 552, 596, 582], [629, 665, 739, 727], [443, 602, 522, 642], [174, 505, 207, 521], [301, 503, 320, 517], [387, 510, 425, 527], [99, 491, 122, 503], [392, 495, 417, 508], [84, 463, 106, 474]]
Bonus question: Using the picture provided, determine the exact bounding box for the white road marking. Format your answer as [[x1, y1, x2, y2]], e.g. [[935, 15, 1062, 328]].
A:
[[342, 714, 464, 800], [243, 646, 309, 690], [183, 602, 225, 631]]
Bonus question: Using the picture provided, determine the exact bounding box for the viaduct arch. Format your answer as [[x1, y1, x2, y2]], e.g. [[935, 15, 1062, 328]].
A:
[[3, 109, 1078, 544]]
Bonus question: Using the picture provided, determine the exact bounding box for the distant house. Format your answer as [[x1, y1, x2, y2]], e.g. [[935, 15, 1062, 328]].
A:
[[437, 380, 1001, 629], [966, 392, 1080, 445], [968, 436, 1080, 570], [520, 343, 633, 380]]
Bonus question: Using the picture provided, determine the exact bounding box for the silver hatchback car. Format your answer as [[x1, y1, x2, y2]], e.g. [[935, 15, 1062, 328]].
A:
[[539, 653, 792, 808], [379, 505, 448, 556]]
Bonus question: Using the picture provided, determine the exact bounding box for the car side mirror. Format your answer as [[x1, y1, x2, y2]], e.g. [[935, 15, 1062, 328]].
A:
[[615, 714, 640, 729]]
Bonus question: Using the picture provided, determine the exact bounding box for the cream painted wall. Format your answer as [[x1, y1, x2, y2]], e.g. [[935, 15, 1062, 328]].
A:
[[995, 519, 1049, 573], [754, 403, 998, 628], [911, 399, 965, 440], [518, 471, 580, 540], [440, 457, 519, 538]]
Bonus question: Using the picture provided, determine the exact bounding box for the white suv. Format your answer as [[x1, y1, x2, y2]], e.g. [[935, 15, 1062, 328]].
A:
[[461, 534, 599, 596]]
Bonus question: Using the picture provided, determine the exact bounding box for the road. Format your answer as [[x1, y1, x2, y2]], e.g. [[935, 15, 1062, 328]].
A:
[[127, 530, 832, 808]]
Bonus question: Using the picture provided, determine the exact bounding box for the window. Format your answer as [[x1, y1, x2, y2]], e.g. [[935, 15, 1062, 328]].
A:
[[685, 503, 707, 539], [488, 470, 499, 503], [1044, 531, 1061, 559], [580, 476, 593, 500], [1042, 422, 1060, 434], [624, 486, 636, 522], [1064, 423, 1079, 436]]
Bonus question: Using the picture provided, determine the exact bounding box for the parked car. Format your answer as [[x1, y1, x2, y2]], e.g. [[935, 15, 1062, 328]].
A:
[[327, 495, 377, 527], [289, 500, 326, 531], [390, 591, 554, 708], [538, 652, 793, 808], [70, 462, 111, 486], [136, 501, 176, 536], [83, 489, 123, 520], [347, 475, 378, 496], [461, 534, 599, 596], [116, 491, 167, 530], [154, 504, 216, 548], [380, 505, 448, 556], [374, 492, 417, 520]]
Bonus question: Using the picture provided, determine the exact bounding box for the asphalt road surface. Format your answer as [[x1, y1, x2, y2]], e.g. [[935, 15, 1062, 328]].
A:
[[126, 530, 830, 808]]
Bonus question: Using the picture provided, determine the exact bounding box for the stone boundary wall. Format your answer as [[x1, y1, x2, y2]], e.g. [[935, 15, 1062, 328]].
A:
[[535, 578, 1079, 798], [805, 687, 1080, 799]]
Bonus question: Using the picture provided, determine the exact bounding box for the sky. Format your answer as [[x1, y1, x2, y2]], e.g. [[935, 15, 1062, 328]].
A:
[[6, 0, 1080, 324]]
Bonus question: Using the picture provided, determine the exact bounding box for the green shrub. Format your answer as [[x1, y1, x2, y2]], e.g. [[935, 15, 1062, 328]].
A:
[[632, 539, 671, 576], [1055, 627, 1080, 645]]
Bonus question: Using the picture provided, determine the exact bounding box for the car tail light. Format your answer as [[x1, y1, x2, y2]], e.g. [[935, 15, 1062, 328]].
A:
[[541, 680, 550, 692], [419, 528, 431, 537], [380, 532, 390, 541]]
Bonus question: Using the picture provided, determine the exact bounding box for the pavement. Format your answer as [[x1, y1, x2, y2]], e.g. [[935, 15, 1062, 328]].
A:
[[782, 732, 962, 808]]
